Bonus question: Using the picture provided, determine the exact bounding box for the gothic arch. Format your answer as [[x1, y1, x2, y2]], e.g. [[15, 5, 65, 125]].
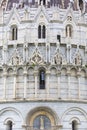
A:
[[61, 68, 67, 76], [70, 68, 77, 76], [7, 68, 13, 75], [17, 67, 24, 75], [80, 69, 86, 77], [50, 67, 57, 74]]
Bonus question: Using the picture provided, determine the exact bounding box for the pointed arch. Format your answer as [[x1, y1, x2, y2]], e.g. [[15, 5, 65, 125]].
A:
[[66, 24, 73, 38]]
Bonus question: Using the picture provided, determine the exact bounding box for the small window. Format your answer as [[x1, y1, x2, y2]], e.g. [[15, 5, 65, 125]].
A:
[[38, 25, 41, 39], [39, 70, 45, 89], [7, 121, 13, 130], [72, 120, 77, 130], [42, 25, 46, 38], [38, 25, 46, 39], [66, 25, 72, 38], [39, 0, 46, 5], [57, 35, 61, 42], [11, 25, 18, 40]]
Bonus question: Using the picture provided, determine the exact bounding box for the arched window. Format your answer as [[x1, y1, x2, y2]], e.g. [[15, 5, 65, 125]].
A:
[[39, 0, 46, 5], [39, 70, 45, 89], [33, 115, 51, 129], [38, 25, 46, 39], [7, 121, 13, 130], [66, 25, 72, 38], [72, 120, 77, 130], [11, 25, 18, 40], [42, 25, 46, 38], [38, 25, 41, 39]]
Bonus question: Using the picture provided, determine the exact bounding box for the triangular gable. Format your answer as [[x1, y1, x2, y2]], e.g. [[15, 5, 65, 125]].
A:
[[6, 7, 21, 25], [63, 7, 77, 25], [34, 6, 50, 23]]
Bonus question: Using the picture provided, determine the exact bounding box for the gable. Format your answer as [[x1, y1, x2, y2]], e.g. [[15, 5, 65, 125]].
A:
[[6, 7, 21, 26], [34, 6, 49, 24]]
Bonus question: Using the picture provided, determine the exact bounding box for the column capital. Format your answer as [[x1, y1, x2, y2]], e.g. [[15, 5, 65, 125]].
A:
[[67, 71, 71, 76], [77, 71, 81, 77], [3, 71, 7, 76], [46, 70, 50, 75], [34, 71, 38, 76], [23, 71, 27, 76], [13, 72, 17, 76], [57, 71, 61, 76]]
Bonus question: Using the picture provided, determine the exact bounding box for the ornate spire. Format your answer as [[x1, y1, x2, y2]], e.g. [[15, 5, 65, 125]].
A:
[[1, 0, 8, 10]]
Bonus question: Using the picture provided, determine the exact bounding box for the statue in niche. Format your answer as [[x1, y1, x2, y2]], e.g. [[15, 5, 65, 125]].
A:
[[40, 116, 44, 130], [54, 53, 62, 65], [12, 56, 20, 65], [75, 54, 82, 65]]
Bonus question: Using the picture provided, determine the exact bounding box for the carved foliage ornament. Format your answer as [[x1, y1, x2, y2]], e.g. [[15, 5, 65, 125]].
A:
[[30, 48, 44, 65]]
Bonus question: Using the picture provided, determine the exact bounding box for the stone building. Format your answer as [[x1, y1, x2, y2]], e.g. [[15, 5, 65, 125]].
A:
[[0, 0, 87, 130]]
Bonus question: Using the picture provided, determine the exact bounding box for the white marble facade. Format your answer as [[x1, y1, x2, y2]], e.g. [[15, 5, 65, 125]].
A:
[[0, 0, 87, 130]]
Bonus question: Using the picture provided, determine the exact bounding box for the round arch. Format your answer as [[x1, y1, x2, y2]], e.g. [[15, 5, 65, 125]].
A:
[[26, 107, 59, 126], [61, 107, 87, 122], [0, 107, 24, 124]]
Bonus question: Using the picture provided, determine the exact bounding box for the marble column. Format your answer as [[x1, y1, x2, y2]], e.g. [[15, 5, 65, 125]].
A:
[[77, 71, 81, 99], [13, 72, 17, 99], [57, 71, 61, 98], [34, 71, 38, 98], [46, 44, 50, 63], [67, 44, 71, 64], [3, 69, 7, 99], [67, 69, 71, 99], [24, 70, 27, 99], [46, 71, 50, 98]]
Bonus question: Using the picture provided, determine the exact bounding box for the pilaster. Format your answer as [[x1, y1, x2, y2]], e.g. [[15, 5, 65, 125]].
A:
[[67, 68, 71, 99], [34, 70, 38, 98], [23, 67, 28, 99], [13, 69, 17, 99], [46, 70, 50, 98], [57, 71, 61, 98], [77, 70, 81, 99], [3, 67, 7, 99]]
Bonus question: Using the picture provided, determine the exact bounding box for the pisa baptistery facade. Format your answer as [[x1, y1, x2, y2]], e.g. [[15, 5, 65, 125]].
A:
[[0, 0, 87, 130]]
